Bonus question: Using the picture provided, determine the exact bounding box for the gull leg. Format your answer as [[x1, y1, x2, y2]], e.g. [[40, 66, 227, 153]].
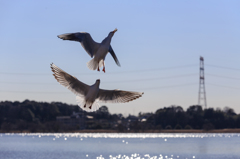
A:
[[102, 61, 105, 73], [97, 63, 100, 71]]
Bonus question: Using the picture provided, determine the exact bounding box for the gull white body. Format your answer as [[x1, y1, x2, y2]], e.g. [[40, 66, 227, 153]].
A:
[[87, 30, 116, 72], [83, 81, 100, 109], [90, 44, 109, 70]]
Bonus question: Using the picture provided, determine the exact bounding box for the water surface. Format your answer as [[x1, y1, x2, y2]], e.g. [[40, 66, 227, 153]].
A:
[[0, 133, 240, 159]]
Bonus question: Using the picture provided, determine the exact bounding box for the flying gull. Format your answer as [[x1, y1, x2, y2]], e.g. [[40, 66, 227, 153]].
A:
[[51, 63, 143, 112], [57, 29, 120, 73]]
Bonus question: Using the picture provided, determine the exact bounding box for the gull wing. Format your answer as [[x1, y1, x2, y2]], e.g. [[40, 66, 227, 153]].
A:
[[51, 63, 89, 96], [108, 45, 121, 66], [97, 89, 143, 103], [57, 32, 100, 58]]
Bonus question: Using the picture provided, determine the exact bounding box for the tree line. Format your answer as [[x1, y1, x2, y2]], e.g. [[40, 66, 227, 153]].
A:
[[0, 100, 240, 132]]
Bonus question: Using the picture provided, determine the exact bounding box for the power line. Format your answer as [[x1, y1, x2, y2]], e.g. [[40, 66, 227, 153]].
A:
[[0, 82, 55, 85], [107, 73, 198, 83], [0, 83, 198, 94], [1, 73, 239, 85], [0, 90, 70, 94], [206, 73, 240, 81], [1, 82, 239, 94], [0, 72, 51, 76], [103, 64, 198, 74], [2, 64, 239, 76], [0, 64, 197, 76], [206, 64, 240, 71], [0, 73, 198, 85], [139, 83, 197, 91], [1, 83, 239, 94], [207, 83, 240, 90]]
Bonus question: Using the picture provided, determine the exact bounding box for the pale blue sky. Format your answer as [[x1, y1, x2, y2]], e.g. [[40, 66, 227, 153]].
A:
[[1, 0, 240, 115]]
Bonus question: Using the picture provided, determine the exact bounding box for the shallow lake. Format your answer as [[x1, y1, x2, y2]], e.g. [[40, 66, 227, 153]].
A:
[[0, 133, 240, 159]]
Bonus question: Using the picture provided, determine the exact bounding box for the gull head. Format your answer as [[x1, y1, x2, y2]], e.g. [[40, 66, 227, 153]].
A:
[[109, 28, 117, 36], [96, 79, 100, 83], [95, 79, 101, 86], [112, 28, 118, 33]]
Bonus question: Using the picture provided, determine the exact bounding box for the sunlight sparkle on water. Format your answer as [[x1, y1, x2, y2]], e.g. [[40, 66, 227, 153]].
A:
[[4, 133, 240, 139], [102, 153, 177, 159]]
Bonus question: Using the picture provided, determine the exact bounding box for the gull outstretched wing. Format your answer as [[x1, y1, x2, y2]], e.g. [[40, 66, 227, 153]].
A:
[[57, 32, 100, 57], [97, 89, 143, 103], [51, 63, 89, 96]]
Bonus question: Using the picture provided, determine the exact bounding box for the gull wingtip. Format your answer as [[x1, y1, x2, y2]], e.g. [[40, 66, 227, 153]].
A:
[[57, 34, 64, 40], [50, 63, 55, 68]]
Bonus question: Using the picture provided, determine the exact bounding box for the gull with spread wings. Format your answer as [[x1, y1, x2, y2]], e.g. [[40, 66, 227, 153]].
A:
[[57, 29, 120, 73], [51, 63, 143, 112]]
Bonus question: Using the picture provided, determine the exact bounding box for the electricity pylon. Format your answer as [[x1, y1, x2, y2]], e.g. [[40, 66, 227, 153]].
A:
[[198, 56, 207, 108]]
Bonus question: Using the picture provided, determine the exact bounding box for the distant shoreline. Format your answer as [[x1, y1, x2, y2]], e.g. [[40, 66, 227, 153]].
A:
[[2, 129, 240, 133]]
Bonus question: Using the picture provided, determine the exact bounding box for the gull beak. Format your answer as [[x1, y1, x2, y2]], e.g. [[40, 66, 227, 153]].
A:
[[112, 28, 117, 34]]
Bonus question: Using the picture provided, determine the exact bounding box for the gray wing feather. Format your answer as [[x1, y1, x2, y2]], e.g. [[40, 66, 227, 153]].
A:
[[51, 63, 89, 96], [57, 32, 100, 58], [97, 89, 143, 103], [109, 45, 121, 66]]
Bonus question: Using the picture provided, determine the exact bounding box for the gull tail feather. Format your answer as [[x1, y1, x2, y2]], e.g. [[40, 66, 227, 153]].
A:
[[76, 96, 100, 112], [87, 58, 98, 70], [98, 59, 104, 69]]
